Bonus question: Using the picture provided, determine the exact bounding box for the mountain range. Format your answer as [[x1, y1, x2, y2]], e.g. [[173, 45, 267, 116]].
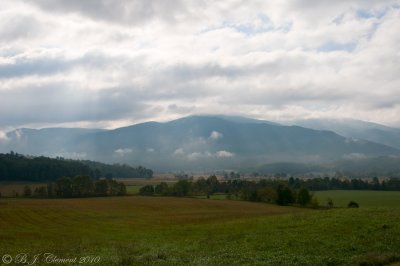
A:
[[1, 115, 400, 173]]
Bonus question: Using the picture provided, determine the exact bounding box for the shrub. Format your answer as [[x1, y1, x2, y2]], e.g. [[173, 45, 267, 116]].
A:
[[297, 188, 311, 206], [23, 185, 32, 197], [276, 185, 295, 206], [348, 201, 359, 208], [310, 197, 320, 209], [327, 198, 334, 208], [34, 186, 48, 198], [139, 185, 155, 196]]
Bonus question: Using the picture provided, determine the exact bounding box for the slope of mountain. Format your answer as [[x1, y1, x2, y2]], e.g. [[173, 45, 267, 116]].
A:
[[0, 128, 104, 158], [288, 119, 400, 149], [1, 116, 399, 171]]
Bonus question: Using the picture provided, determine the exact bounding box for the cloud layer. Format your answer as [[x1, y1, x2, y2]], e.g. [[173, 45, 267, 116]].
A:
[[1, 0, 400, 129]]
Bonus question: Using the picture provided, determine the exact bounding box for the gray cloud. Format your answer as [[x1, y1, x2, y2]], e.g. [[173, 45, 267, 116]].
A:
[[0, 51, 138, 79], [0, 56, 72, 79], [0, 84, 149, 126], [28, 0, 191, 25], [0, 15, 43, 42], [1, 1, 400, 129]]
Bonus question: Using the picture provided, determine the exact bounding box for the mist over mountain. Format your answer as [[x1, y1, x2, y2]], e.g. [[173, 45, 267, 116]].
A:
[[1, 115, 399, 172]]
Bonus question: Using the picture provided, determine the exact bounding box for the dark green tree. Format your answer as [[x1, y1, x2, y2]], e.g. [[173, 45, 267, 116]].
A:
[[297, 188, 311, 206], [174, 180, 191, 197], [55, 177, 72, 197], [154, 182, 168, 195], [72, 175, 94, 197], [139, 185, 155, 196], [276, 185, 294, 206], [94, 179, 109, 196]]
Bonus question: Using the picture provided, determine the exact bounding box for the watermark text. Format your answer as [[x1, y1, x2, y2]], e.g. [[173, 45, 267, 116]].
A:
[[2, 253, 101, 265]]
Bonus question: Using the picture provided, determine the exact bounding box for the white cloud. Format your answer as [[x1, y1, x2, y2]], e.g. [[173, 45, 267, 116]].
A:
[[114, 148, 133, 156], [187, 152, 213, 161], [216, 150, 235, 158], [0, 131, 8, 141], [14, 129, 23, 140], [342, 153, 367, 160], [1, 1, 400, 128], [209, 131, 223, 140], [186, 150, 235, 160], [49, 151, 87, 159], [173, 148, 185, 156]]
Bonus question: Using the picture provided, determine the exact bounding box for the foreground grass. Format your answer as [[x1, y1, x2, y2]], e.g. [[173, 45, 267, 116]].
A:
[[314, 190, 400, 208], [0, 196, 399, 265]]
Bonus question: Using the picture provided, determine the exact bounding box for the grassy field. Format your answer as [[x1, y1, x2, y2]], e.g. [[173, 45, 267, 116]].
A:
[[125, 185, 142, 195], [1, 195, 399, 265], [314, 190, 400, 208]]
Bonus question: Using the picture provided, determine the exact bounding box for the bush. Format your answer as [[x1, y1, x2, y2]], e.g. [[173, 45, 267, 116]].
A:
[[154, 182, 168, 195], [311, 197, 320, 209], [276, 185, 295, 206], [23, 185, 32, 197], [297, 188, 311, 206], [34, 186, 48, 198], [139, 185, 155, 196], [348, 201, 359, 208], [327, 198, 334, 208]]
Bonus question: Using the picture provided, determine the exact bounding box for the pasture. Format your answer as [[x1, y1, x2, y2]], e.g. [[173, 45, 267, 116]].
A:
[[314, 190, 400, 208], [0, 195, 399, 265]]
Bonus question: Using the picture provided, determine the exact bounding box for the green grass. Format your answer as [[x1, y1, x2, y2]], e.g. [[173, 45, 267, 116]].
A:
[[314, 190, 400, 208], [0, 196, 399, 265], [125, 185, 142, 195], [194, 193, 231, 200]]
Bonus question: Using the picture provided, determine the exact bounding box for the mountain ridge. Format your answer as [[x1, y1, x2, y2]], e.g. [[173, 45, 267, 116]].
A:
[[1, 115, 399, 171]]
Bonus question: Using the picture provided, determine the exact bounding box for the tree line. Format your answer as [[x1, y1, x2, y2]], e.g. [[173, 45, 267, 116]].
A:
[[287, 176, 400, 191], [22, 176, 126, 198], [139, 176, 315, 207], [0, 152, 153, 181], [139, 175, 400, 207]]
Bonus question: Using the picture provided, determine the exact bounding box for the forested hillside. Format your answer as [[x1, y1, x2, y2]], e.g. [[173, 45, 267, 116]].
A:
[[0, 152, 153, 181]]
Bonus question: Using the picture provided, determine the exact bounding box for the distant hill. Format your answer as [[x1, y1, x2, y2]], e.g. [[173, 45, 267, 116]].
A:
[[288, 118, 400, 149], [1, 115, 399, 172]]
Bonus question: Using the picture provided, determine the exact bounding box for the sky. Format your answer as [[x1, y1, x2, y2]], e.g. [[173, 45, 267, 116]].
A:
[[1, 0, 400, 132]]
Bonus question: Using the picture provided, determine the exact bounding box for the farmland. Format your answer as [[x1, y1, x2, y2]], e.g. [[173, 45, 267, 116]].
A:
[[314, 190, 400, 208], [1, 194, 400, 265]]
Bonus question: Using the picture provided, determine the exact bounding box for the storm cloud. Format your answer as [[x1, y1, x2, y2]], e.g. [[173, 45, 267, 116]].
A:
[[1, 0, 400, 130]]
